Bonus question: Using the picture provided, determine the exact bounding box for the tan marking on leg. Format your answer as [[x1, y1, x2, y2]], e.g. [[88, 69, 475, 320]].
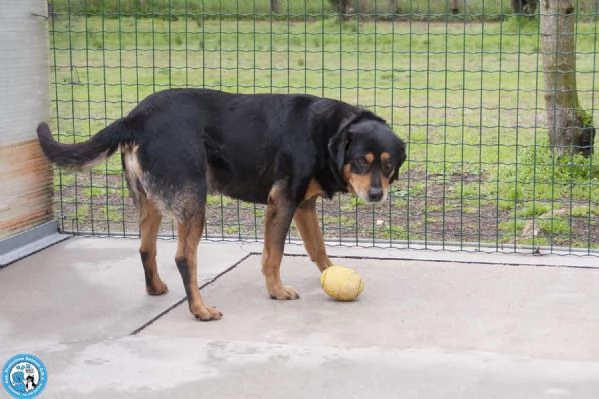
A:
[[294, 197, 332, 272], [139, 196, 168, 295], [262, 182, 299, 300], [303, 178, 324, 201], [176, 215, 222, 321]]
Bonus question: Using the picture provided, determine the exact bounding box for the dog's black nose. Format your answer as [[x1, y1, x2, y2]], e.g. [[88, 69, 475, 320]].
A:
[[368, 187, 383, 202]]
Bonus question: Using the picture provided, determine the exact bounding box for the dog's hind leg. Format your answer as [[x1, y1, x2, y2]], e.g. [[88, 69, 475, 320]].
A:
[[293, 197, 333, 272], [139, 196, 169, 295], [175, 206, 222, 321], [262, 183, 299, 300]]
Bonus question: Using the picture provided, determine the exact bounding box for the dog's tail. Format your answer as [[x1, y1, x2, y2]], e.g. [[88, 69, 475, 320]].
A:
[[36, 120, 130, 169]]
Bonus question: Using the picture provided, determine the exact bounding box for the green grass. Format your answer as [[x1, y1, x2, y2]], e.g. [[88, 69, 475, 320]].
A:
[[517, 201, 551, 218], [538, 217, 571, 236], [48, 13, 599, 249], [206, 195, 235, 206], [83, 185, 107, 197], [50, 0, 517, 20], [381, 225, 409, 240]]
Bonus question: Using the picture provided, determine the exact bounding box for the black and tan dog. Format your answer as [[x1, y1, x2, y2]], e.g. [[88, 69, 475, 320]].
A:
[[37, 89, 406, 321]]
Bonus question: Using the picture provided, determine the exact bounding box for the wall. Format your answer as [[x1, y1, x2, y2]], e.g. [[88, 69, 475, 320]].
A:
[[0, 0, 52, 239]]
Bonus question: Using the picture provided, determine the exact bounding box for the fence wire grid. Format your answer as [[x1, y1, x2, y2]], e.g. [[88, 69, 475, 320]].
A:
[[48, 0, 599, 255]]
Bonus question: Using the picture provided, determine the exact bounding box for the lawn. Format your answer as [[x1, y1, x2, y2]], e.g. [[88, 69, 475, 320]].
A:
[[48, 13, 599, 252]]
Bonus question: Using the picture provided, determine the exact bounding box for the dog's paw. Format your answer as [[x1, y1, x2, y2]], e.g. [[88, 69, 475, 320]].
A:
[[269, 285, 300, 300], [191, 304, 223, 321], [146, 281, 168, 296]]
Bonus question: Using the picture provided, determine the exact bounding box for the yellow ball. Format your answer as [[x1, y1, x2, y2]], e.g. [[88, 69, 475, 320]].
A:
[[320, 265, 364, 301]]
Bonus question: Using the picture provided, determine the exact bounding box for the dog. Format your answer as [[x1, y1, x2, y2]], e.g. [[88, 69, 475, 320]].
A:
[[37, 88, 406, 321]]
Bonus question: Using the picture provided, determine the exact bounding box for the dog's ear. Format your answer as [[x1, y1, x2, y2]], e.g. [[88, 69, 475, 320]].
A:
[[389, 138, 407, 183], [328, 114, 359, 171]]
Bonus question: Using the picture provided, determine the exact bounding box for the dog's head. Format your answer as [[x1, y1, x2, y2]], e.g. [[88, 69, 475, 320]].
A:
[[329, 114, 406, 202]]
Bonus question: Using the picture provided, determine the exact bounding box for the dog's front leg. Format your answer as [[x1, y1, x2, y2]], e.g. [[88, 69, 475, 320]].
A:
[[262, 184, 299, 300], [293, 197, 333, 272]]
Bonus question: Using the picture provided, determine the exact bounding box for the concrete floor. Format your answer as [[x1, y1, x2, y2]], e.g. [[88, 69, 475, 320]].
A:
[[1, 237, 598, 398]]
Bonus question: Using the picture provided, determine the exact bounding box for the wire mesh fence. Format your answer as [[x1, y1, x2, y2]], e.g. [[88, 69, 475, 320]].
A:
[[47, 0, 598, 255]]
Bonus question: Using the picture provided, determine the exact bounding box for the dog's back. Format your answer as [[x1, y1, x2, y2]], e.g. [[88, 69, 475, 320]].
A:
[[38, 89, 347, 213]]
